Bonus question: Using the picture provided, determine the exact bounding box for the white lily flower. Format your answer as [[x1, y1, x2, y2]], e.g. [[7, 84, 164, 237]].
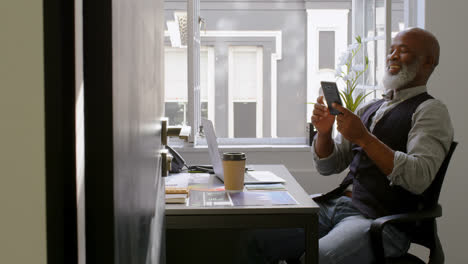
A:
[[343, 71, 356, 81], [347, 43, 359, 52], [335, 68, 342, 77], [333, 35, 370, 113], [338, 52, 351, 65], [352, 64, 365, 72]]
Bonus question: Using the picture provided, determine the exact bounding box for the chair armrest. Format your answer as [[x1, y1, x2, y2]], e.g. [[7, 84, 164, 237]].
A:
[[370, 204, 442, 262]]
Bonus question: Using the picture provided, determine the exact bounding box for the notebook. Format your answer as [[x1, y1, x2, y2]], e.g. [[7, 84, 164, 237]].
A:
[[201, 119, 285, 184]]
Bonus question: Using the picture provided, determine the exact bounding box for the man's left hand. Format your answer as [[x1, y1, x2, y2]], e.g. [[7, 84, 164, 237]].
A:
[[333, 103, 371, 147]]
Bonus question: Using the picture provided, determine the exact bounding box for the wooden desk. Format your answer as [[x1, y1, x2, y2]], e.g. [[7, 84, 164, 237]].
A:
[[165, 164, 319, 264]]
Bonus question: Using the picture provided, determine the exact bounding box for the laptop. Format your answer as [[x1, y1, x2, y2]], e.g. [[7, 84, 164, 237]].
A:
[[201, 119, 285, 184]]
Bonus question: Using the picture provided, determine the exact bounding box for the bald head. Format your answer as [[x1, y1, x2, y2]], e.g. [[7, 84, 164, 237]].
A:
[[396, 27, 440, 70]]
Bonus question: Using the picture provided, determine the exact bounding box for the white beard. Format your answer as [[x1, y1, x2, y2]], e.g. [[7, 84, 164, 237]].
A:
[[382, 60, 420, 91]]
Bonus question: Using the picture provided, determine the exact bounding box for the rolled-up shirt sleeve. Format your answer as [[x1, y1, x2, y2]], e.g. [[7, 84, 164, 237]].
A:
[[386, 99, 454, 194], [312, 132, 354, 175], [311, 101, 375, 176]]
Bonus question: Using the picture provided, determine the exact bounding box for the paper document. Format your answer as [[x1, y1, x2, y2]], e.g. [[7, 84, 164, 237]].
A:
[[245, 183, 286, 191], [229, 191, 298, 206], [188, 173, 225, 191], [246, 171, 285, 183], [189, 190, 233, 207]]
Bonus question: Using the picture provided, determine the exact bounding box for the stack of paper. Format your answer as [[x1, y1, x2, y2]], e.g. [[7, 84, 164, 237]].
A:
[[165, 193, 188, 204], [245, 183, 286, 191], [165, 173, 190, 204]]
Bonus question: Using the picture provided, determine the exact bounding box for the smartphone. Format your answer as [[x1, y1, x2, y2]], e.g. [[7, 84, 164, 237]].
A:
[[320, 81, 343, 115]]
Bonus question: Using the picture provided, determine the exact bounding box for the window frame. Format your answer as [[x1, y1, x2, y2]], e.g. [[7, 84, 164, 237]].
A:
[[352, 0, 391, 99], [352, 0, 425, 102], [196, 31, 282, 143], [228, 45, 264, 138], [164, 46, 215, 126]]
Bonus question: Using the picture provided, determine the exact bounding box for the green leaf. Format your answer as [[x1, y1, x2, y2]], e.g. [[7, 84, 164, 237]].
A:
[[339, 91, 347, 107], [354, 91, 373, 109], [365, 56, 369, 65], [355, 35, 362, 44]]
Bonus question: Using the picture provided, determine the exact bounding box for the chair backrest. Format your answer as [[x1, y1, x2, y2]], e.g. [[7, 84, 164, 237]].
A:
[[411, 142, 457, 263], [421, 141, 458, 209]]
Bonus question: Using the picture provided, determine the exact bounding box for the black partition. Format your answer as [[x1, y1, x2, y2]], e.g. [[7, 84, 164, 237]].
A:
[[83, 0, 166, 263], [43, 0, 78, 263]]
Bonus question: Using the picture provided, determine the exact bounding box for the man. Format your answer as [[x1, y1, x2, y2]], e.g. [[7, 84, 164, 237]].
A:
[[246, 28, 453, 264]]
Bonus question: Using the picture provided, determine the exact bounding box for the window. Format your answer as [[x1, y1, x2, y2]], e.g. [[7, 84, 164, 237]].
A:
[[351, 0, 387, 100], [306, 9, 349, 123], [228, 46, 263, 138], [352, 0, 412, 101], [319, 31, 336, 70], [164, 46, 215, 126]]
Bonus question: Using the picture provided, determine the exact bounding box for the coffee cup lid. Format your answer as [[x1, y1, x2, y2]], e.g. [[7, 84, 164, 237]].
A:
[[223, 152, 246, 161]]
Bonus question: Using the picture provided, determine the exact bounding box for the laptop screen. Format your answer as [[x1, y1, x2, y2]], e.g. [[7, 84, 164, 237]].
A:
[[201, 119, 224, 181]]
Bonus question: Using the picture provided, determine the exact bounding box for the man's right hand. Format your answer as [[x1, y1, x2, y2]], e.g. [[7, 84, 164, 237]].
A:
[[311, 96, 335, 135]]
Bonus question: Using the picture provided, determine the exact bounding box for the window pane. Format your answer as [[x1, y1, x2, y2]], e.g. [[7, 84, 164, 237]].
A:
[[232, 48, 259, 100], [165, 46, 214, 127], [363, 41, 376, 86], [365, 0, 376, 39], [392, 1, 405, 37], [229, 46, 262, 138], [200, 49, 209, 101], [234, 102, 256, 138], [201, 101, 208, 120], [165, 102, 186, 126], [319, 31, 335, 70], [354, 0, 364, 37], [376, 0, 385, 37], [376, 39, 386, 89], [165, 48, 187, 100]]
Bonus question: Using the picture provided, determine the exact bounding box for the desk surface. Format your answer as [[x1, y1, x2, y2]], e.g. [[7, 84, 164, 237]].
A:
[[166, 164, 319, 215], [165, 164, 319, 264]]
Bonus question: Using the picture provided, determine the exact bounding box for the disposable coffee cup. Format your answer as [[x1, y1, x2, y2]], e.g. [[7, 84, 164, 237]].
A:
[[222, 152, 246, 191]]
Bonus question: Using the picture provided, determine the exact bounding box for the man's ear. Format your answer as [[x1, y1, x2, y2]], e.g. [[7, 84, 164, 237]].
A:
[[424, 55, 436, 69]]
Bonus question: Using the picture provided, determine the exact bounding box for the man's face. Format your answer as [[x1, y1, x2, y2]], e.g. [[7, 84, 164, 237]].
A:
[[383, 32, 425, 90]]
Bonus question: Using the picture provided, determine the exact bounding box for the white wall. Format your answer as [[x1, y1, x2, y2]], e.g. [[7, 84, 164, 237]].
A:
[[425, 0, 468, 262], [0, 0, 47, 263]]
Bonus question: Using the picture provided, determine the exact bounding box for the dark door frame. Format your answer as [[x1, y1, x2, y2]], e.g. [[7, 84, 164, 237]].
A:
[[43, 0, 78, 263], [82, 0, 115, 263]]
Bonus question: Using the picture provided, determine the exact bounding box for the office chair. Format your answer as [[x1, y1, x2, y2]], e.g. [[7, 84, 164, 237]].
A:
[[370, 141, 458, 264]]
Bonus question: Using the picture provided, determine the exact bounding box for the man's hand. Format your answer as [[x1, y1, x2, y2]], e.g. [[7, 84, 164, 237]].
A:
[[333, 103, 372, 147], [333, 103, 395, 175], [311, 96, 335, 135]]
